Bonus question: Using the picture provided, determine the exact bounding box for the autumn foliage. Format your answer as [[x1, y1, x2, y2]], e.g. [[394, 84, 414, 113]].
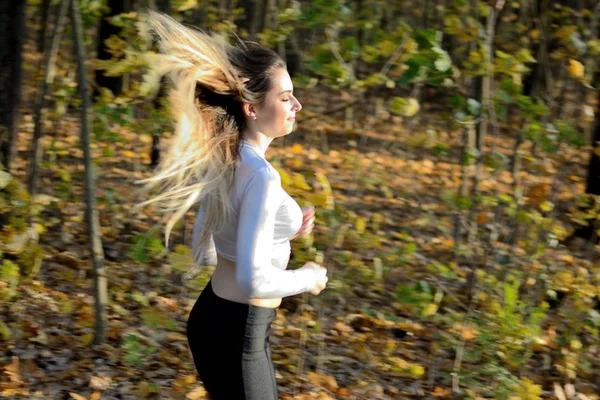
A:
[[1, 1, 599, 399]]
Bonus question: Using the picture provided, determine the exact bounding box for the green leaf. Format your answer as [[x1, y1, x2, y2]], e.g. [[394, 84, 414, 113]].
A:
[[466, 98, 481, 116], [0, 171, 12, 190], [414, 29, 441, 49], [0, 320, 11, 340], [59, 170, 71, 183], [447, 94, 465, 109], [131, 291, 150, 307], [515, 48, 537, 64], [496, 89, 514, 103], [341, 36, 359, 57], [432, 47, 452, 71]]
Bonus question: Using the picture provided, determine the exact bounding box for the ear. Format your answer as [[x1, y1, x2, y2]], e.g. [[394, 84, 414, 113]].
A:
[[242, 103, 256, 120]]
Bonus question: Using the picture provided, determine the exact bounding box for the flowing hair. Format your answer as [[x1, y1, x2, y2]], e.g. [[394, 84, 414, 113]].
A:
[[133, 11, 285, 262]]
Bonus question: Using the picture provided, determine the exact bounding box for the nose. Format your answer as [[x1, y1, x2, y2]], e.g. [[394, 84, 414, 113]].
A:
[[293, 96, 302, 112]]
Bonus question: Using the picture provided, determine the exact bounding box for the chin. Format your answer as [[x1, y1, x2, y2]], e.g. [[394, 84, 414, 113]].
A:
[[278, 128, 294, 137]]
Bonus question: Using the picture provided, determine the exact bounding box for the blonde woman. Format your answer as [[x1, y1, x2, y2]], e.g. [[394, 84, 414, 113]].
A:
[[137, 12, 328, 399]]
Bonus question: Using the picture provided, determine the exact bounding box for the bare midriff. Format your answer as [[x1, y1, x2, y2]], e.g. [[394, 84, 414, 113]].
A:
[[210, 254, 283, 309]]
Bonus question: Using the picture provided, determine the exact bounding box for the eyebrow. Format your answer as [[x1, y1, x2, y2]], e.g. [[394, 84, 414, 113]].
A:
[[279, 90, 292, 95]]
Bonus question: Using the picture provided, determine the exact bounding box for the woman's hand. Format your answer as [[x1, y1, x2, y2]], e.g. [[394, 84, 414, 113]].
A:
[[303, 261, 328, 295], [292, 206, 315, 240]]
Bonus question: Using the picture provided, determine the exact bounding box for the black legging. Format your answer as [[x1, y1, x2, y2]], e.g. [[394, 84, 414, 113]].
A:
[[186, 280, 278, 400]]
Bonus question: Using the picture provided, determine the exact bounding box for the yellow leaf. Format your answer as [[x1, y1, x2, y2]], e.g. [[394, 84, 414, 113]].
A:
[[103, 35, 127, 57], [131, 381, 155, 398], [306, 193, 330, 209], [570, 339, 582, 350], [292, 173, 311, 191], [123, 150, 136, 158], [409, 364, 425, 377], [291, 143, 304, 153], [287, 158, 302, 169], [460, 327, 479, 341], [513, 378, 543, 400], [80, 333, 94, 346], [0, 170, 12, 190], [373, 257, 383, 279], [186, 387, 207, 400], [0, 320, 11, 340], [90, 392, 102, 400], [174, 0, 198, 12], [540, 201, 554, 212], [69, 393, 87, 400], [566, 59, 584, 80], [29, 330, 48, 345], [173, 374, 197, 392], [583, 105, 595, 122], [274, 166, 291, 189], [166, 332, 187, 342], [421, 303, 438, 318], [553, 383, 567, 400], [355, 217, 367, 234], [403, 98, 420, 117]]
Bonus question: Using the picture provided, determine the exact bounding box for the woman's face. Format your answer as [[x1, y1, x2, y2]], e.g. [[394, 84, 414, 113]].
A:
[[251, 68, 302, 138]]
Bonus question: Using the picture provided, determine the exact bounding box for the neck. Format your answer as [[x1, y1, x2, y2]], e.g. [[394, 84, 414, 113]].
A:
[[241, 130, 273, 155]]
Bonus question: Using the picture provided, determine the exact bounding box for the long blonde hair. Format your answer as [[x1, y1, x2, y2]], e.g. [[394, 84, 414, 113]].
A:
[[134, 11, 285, 262]]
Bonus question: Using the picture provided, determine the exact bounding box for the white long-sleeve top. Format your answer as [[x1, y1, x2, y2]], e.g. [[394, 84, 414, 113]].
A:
[[191, 140, 317, 298]]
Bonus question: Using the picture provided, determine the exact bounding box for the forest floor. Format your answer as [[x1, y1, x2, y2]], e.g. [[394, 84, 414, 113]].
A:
[[2, 73, 600, 400]]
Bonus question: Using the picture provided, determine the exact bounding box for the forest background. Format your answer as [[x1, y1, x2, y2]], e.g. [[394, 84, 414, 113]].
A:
[[0, 0, 599, 399]]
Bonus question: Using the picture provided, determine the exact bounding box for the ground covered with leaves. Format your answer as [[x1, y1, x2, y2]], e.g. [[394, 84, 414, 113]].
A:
[[1, 85, 599, 400]]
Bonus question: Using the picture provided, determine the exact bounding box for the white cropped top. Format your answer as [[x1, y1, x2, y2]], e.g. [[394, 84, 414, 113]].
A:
[[190, 140, 318, 298]]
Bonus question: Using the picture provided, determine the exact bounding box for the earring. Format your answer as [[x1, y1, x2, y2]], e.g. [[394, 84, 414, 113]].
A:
[[252, 115, 257, 120]]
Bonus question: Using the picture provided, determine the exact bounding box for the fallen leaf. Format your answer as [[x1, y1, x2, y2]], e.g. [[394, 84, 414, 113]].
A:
[[186, 386, 207, 399], [90, 392, 102, 400], [554, 383, 567, 400]]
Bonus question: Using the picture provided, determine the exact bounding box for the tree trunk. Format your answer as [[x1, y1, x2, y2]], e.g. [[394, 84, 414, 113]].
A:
[[276, 0, 287, 59], [590, 95, 600, 196], [249, 0, 264, 41], [38, 0, 52, 53], [572, 1, 599, 125], [71, 0, 109, 345], [288, 29, 304, 76], [568, 92, 600, 243], [264, 0, 276, 32], [467, 2, 495, 241], [95, 0, 129, 96], [149, 0, 171, 168], [150, 132, 161, 167], [0, 0, 26, 172], [453, 124, 474, 246], [28, 0, 70, 196], [156, 0, 171, 13], [522, 0, 550, 99]]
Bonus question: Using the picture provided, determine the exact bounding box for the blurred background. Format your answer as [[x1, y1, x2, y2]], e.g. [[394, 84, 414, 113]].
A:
[[0, 0, 599, 399]]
